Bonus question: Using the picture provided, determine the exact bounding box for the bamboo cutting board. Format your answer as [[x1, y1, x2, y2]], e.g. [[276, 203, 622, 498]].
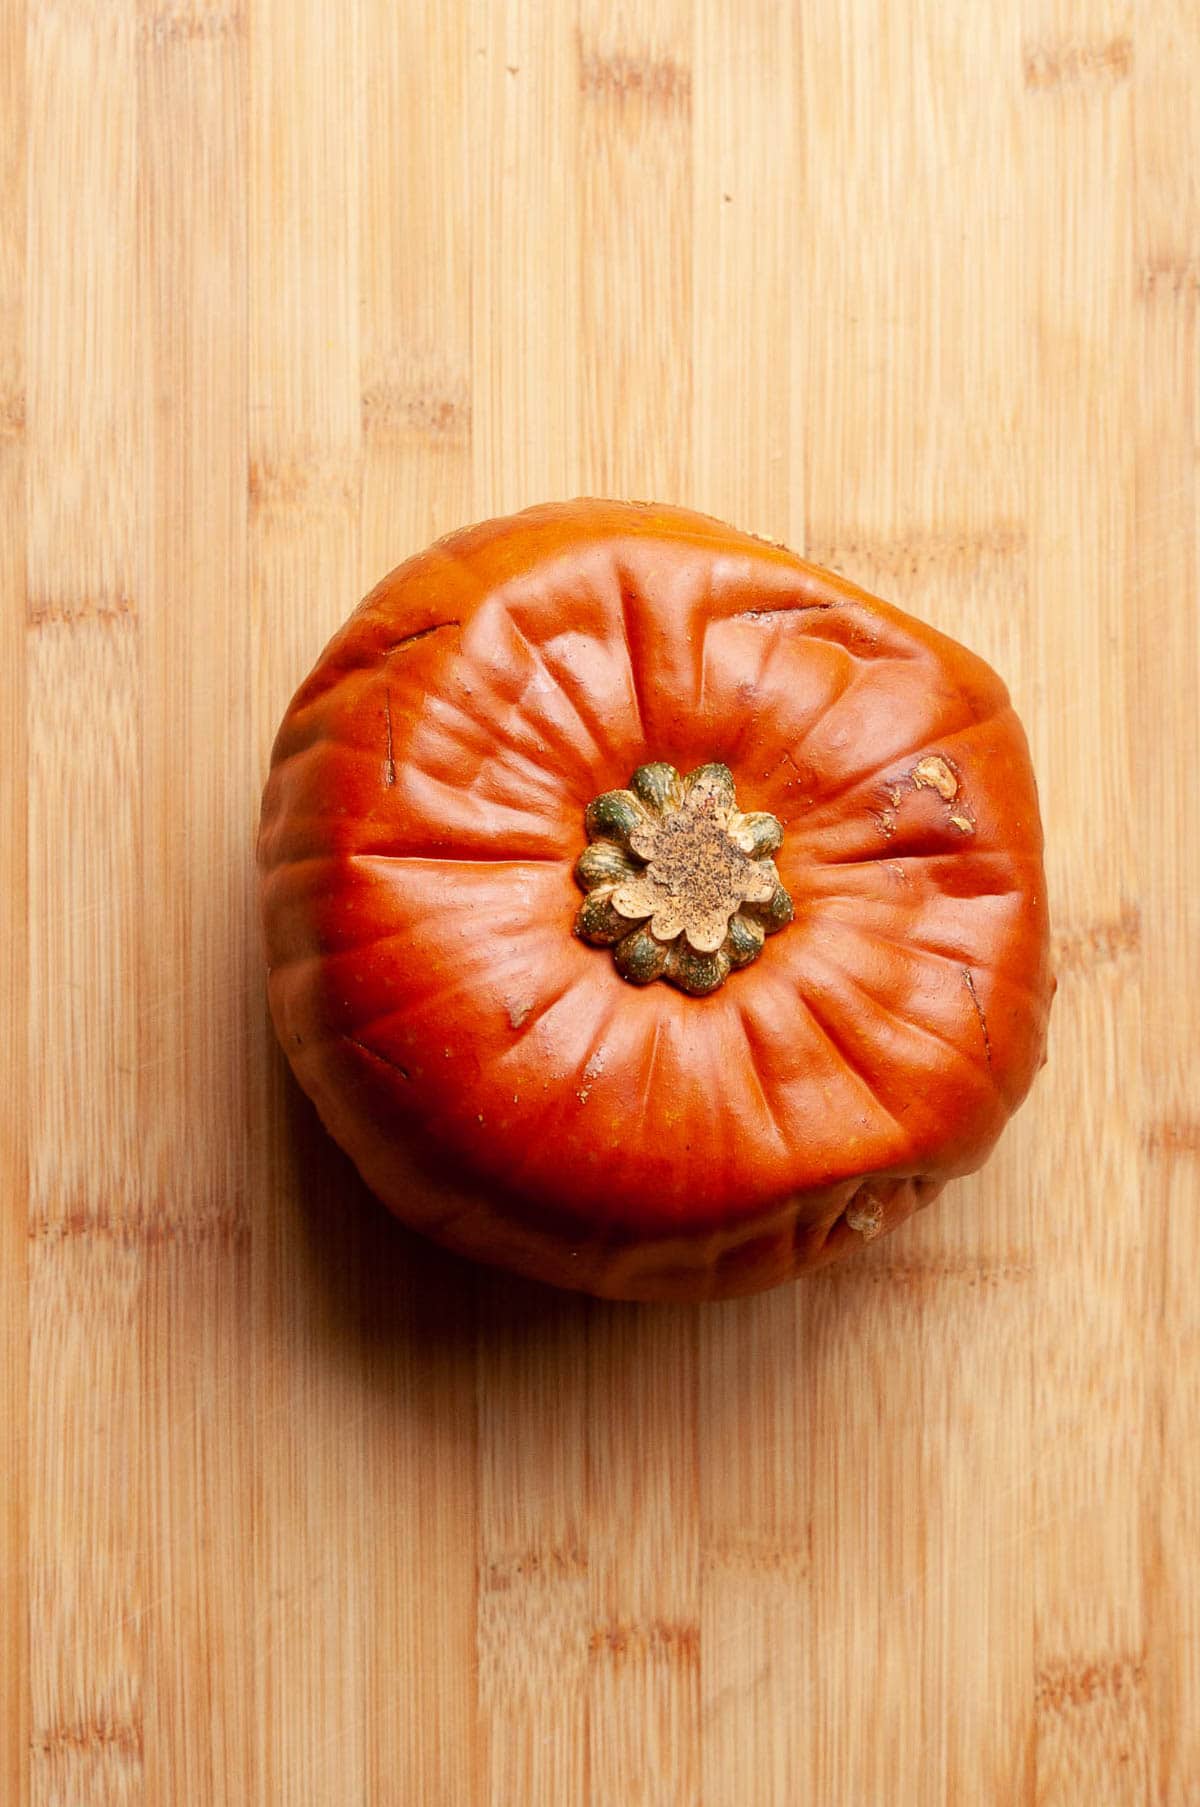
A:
[[2, 2, 1197, 1802]]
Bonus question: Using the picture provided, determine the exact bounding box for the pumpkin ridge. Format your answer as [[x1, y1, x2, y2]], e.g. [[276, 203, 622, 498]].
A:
[[503, 602, 632, 767], [827, 950, 998, 1091], [502, 612, 611, 771], [822, 916, 1031, 996], [792, 983, 908, 1152], [735, 1002, 789, 1155], [781, 692, 987, 824], [617, 569, 651, 744]]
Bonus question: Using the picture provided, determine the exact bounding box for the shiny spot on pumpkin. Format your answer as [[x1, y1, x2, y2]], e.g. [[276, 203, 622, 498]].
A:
[[574, 761, 792, 995]]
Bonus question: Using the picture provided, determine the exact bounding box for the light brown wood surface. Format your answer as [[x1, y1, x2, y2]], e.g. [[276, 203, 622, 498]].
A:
[[2, 2, 1197, 1802]]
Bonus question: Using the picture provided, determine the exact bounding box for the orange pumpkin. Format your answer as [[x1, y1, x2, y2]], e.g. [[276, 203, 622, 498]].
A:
[[258, 500, 1053, 1301]]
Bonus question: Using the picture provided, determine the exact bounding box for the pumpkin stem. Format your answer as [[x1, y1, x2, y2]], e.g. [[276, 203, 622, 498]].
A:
[[573, 762, 792, 995]]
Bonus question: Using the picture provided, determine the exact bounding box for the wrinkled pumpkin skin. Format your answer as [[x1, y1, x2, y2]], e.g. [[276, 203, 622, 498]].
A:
[[258, 500, 1053, 1301]]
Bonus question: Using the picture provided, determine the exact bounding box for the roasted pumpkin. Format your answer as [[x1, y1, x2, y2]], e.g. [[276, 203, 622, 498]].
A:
[[258, 500, 1053, 1301]]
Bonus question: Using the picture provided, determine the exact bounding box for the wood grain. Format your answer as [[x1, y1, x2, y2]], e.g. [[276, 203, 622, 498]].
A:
[[3, 2, 1198, 1803], [1133, 5, 1200, 1802], [139, 10, 254, 1804], [0, 0, 27, 1789]]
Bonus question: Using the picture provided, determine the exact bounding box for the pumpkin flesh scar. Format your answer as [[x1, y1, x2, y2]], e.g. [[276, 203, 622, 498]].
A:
[[574, 761, 793, 995]]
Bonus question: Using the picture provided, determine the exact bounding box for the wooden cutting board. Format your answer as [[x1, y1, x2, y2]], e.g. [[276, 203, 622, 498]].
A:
[[2, 2, 1197, 1802]]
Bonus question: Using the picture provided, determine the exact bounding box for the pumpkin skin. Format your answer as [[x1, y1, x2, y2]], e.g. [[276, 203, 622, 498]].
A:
[[258, 499, 1053, 1302]]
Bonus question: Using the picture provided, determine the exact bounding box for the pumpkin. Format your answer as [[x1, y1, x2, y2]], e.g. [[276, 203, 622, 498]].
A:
[[258, 500, 1053, 1302]]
